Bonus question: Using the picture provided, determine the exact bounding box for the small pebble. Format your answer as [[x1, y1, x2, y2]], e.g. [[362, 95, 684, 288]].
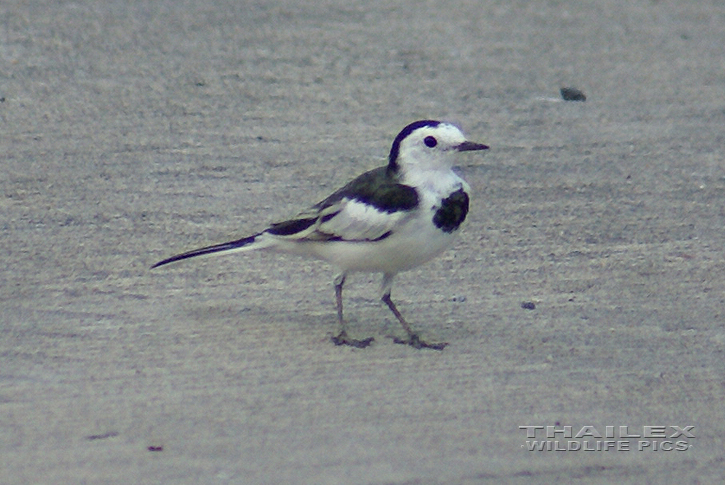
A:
[[521, 301, 536, 310], [560, 87, 586, 101]]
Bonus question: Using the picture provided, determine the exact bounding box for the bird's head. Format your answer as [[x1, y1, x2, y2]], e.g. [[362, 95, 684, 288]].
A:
[[388, 120, 488, 175]]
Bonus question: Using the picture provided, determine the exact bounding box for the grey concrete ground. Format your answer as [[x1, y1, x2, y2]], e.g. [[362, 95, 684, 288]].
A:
[[2, 1, 724, 483]]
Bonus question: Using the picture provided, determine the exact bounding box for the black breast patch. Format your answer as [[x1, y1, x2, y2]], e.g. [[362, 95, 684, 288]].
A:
[[433, 189, 469, 233]]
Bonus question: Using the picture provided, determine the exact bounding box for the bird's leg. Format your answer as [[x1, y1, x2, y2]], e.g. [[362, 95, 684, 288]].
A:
[[381, 274, 448, 350], [330, 272, 374, 348], [335, 272, 345, 324]]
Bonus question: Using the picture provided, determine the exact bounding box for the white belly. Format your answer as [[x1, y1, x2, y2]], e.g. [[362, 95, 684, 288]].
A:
[[307, 211, 459, 273]]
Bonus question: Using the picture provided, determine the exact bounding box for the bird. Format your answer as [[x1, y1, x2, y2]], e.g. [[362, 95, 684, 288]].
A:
[[152, 120, 488, 349]]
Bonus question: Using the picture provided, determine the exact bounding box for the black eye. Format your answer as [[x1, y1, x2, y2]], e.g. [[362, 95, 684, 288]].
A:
[[424, 136, 437, 148]]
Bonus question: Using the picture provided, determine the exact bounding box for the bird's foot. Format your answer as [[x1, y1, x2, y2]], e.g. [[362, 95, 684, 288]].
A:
[[331, 331, 374, 349], [392, 333, 448, 350]]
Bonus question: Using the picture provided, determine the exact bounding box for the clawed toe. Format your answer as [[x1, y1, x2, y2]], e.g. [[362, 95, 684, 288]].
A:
[[392, 333, 448, 350], [331, 331, 374, 348]]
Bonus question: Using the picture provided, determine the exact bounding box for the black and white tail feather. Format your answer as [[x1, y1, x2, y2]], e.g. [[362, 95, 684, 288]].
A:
[[152, 120, 488, 349]]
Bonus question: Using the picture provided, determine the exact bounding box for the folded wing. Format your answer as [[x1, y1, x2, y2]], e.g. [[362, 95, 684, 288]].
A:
[[265, 166, 419, 243]]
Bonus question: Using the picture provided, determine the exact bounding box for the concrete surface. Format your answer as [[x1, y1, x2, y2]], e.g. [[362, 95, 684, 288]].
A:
[[2, 1, 724, 483]]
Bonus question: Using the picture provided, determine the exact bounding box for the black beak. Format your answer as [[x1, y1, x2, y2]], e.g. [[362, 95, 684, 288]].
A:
[[456, 141, 489, 152]]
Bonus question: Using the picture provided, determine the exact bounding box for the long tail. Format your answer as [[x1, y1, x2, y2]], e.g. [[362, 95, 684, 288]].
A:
[[151, 233, 270, 268]]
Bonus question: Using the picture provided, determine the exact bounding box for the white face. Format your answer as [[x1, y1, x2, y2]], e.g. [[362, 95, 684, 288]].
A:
[[397, 123, 469, 172]]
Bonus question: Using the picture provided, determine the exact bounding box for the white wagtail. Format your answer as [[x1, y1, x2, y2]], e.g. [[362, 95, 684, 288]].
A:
[[152, 120, 488, 349]]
